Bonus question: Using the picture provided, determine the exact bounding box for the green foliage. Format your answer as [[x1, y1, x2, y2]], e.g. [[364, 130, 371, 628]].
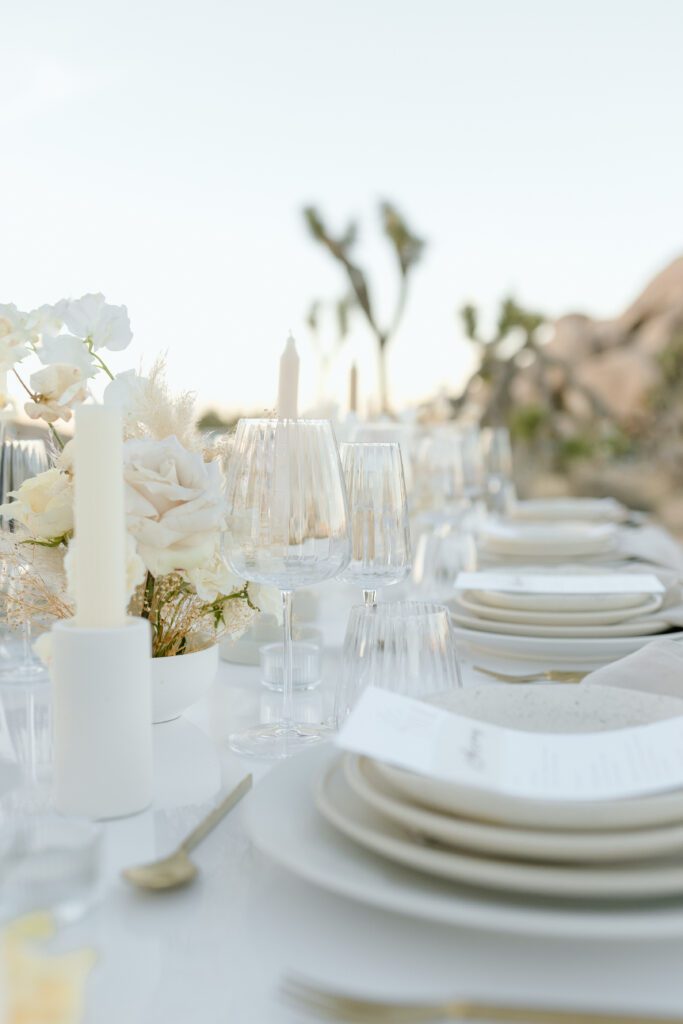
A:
[[380, 201, 425, 275], [657, 329, 683, 390], [509, 404, 548, 441], [303, 201, 425, 411], [197, 409, 235, 432]]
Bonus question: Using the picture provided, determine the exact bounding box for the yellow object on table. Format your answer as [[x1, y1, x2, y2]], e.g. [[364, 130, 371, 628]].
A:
[[0, 912, 96, 1024]]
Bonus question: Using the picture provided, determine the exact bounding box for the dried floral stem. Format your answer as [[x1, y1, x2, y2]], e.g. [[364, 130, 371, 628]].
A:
[[48, 424, 65, 451], [141, 571, 155, 620]]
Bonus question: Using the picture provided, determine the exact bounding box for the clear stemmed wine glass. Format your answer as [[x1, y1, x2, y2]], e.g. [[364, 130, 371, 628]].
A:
[[337, 442, 411, 607], [224, 419, 351, 758], [481, 426, 515, 513]]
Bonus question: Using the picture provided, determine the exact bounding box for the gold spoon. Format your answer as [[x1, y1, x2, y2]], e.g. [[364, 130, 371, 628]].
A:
[[474, 665, 587, 684], [122, 774, 252, 891]]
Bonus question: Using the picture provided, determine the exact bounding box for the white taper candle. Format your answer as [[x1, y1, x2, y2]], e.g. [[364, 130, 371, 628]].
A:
[[277, 333, 299, 418], [73, 405, 127, 628]]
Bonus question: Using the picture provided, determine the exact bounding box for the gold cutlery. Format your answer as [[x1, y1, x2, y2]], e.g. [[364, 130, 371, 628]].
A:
[[474, 665, 586, 684], [281, 975, 683, 1023], [122, 774, 252, 891]]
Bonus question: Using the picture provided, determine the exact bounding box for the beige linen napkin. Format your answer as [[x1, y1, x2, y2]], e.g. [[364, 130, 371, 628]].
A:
[[583, 638, 683, 700]]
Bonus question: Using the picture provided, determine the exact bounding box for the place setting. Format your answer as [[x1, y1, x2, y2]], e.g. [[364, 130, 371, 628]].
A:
[[447, 567, 683, 666]]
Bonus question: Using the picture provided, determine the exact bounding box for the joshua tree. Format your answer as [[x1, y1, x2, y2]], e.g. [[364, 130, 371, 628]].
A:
[[303, 203, 424, 414]]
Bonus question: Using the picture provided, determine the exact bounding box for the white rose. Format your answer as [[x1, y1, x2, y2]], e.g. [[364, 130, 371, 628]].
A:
[[24, 364, 88, 424], [55, 439, 75, 475], [124, 436, 225, 576], [65, 534, 146, 604], [184, 546, 243, 603], [63, 293, 132, 351], [0, 468, 73, 539]]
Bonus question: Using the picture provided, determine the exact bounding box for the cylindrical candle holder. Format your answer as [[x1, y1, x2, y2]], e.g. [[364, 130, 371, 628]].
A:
[[51, 617, 153, 819]]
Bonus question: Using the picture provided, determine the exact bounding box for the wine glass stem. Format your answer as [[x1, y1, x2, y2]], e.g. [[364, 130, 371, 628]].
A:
[[363, 589, 377, 608], [281, 589, 294, 729], [23, 619, 32, 665]]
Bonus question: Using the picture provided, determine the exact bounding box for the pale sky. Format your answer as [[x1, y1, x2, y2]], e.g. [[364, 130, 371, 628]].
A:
[[2, 0, 682, 417]]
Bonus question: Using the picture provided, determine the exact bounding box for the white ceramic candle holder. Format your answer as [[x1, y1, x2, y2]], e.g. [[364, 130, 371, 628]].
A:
[[51, 617, 153, 819]]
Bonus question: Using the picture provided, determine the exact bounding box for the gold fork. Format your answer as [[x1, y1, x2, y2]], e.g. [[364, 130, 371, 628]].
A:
[[474, 665, 586, 684], [281, 976, 682, 1023]]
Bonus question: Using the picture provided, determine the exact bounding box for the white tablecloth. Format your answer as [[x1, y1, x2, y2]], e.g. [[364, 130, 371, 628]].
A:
[[9, 583, 683, 1022]]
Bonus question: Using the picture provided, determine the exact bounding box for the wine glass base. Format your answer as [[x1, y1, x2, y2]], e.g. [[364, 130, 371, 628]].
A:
[[0, 662, 49, 685], [228, 722, 332, 760]]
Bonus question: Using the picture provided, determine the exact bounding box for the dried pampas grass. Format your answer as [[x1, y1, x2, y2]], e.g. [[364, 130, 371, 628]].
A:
[[124, 357, 200, 451]]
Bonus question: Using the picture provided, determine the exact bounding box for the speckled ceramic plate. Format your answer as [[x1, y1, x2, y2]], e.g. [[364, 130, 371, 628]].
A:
[[375, 686, 683, 831]]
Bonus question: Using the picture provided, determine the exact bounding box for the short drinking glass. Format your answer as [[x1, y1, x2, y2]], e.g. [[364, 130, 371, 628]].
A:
[[335, 601, 462, 724]]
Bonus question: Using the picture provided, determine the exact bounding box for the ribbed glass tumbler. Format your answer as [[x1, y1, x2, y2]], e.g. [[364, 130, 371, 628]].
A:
[[334, 601, 462, 725]]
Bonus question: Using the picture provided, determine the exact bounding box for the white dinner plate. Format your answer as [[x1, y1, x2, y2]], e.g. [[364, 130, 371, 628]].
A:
[[472, 588, 650, 613], [245, 745, 683, 939], [478, 521, 619, 558], [375, 686, 683, 831], [449, 606, 670, 639], [345, 754, 683, 864], [455, 592, 662, 627], [317, 756, 683, 901], [452, 624, 683, 663], [509, 498, 628, 523]]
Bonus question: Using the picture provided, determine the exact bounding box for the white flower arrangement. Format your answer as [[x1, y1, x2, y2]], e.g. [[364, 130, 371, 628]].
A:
[[0, 296, 269, 657]]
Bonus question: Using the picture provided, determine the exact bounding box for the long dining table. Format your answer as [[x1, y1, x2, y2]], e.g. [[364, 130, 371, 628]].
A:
[[7, 579, 683, 1023]]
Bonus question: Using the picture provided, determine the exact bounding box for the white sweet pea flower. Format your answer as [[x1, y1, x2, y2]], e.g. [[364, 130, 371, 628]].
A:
[[24, 364, 88, 424], [124, 436, 225, 576], [0, 304, 32, 371], [63, 293, 132, 351], [38, 333, 98, 377], [25, 300, 68, 337], [65, 534, 146, 605], [104, 370, 148, 423], [184, 546, 243, 603], [0, 468, 73, 540]]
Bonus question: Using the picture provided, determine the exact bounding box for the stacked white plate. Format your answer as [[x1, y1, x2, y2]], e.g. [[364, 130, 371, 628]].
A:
[[509, 497, 629, 523], [246, 686, 683, 938], [449, 570, 681, 664], [477, 520, 622, 564]]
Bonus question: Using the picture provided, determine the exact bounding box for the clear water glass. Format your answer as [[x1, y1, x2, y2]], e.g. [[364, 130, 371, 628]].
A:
[[0, 793, 102, 925], [259, 641, 322, 692], [224, 418, 351, 758], [0, 678, 53, 786], [335, 601, 462, 724], [0, 434, 51, 681], [337, 442, 411, 607], [411, 519, 478, 599], [0, 550, 50, 683], [0, 434, 51, 519]]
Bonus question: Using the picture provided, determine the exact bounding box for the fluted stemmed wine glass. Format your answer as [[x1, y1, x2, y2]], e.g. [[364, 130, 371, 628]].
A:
[[224, 419, 351, 758], [337, 442, 411, 607]]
